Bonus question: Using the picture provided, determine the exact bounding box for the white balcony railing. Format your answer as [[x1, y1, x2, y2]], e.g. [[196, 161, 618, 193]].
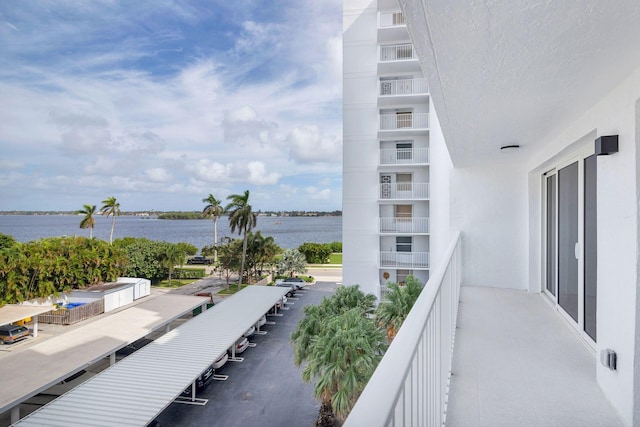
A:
[[379, 251, 430, 269], [380, 217, 430, 234], [380, 182, 429, 200], [380, 147, 429, 165], [379, 11, 405, 27], [380, 113, 429, 131], [345, 231, 462, 427], [380, 43, 416, 62], [380, 78, 428, 96]]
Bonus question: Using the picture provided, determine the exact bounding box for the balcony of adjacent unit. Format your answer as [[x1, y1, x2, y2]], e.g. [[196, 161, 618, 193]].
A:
[[379, 251, 429, 270], [378, 179, 429, 202], [379, 216, 429, 235], [377, 10, 408, 43], [379, 145, 429, 167], [379, 111, 429, 138], [378, 43, 421, 74], [378, 77, 428, 107]]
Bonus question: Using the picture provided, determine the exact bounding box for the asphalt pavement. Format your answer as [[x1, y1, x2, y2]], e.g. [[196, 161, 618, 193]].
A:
[[154, 280, 339, 427]]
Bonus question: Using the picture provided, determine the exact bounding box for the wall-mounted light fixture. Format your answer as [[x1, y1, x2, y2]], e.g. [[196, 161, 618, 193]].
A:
[[595, 135, 618, 156]]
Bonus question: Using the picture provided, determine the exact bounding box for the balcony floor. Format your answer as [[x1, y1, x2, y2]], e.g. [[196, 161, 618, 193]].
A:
[[446, 286, 623, 427]]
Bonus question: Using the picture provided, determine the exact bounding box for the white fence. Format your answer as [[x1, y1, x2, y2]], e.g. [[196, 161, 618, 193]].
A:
[[380, 217, 430, 234], [380, 78, 428, 96], [379, 251, 430, 269], [345, 231, 462, 427], [380, 182, 429, 200], [380, 113, 429, 130], [380, 43, 416, 61], [380, 147, 429, 165]]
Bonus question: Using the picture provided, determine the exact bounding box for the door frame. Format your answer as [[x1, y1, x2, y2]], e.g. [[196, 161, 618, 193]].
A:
[[541, 146, 596, 350]]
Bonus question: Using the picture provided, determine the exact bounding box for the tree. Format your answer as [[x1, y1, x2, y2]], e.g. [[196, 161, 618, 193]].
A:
[[161, 244, 186, 285], [375, 275, 423, 343], [291, 285, 384, 424], [77, 204, 97, 239], [212, 238, 243, 290], [100, 196, 121, 244], [277, 248, 307, 277], [202, 194, 225, 262], [225, 190, 257, 289]]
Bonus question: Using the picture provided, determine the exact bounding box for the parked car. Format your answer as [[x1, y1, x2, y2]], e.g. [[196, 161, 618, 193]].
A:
[[228, 337, 249, 355], [275, 282, 296, 297], [213, 353, 228, 370], [243, 325, 256, 338], [277, 277, 306, 290], [268, 296, 288, 314], [186, 256, 212, 265], [0, 324, 29, 345], [255, 315, 266, 329], [181, 363, 215, 397]]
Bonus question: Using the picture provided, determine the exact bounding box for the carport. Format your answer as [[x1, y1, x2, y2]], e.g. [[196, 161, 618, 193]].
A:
[[0, 305, 54, 338], [12, 285, 289, 427]]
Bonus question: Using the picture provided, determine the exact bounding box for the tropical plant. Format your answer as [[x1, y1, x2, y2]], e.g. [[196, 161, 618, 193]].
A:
[[100, 196, 121, 244], [225, 190, 257, 289], [375, 275, 423, 343], [245, 231, 280, 281], [202, 194, 225, 261], [161, 244, 186, 285], [77, 204, 97, 239], [114, 237, 171, 284], [291, 285, 384, 423], [277, 248, 307, 277], [298, 242, 332, 264], [213, 238, 243, 289], [0, 233, 16, 250]]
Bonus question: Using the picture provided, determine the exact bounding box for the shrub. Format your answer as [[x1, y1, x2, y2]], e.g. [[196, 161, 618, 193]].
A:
[[173, 268, 206, 279], [297, 242, 331, 264], [328, 241, 342, 253]]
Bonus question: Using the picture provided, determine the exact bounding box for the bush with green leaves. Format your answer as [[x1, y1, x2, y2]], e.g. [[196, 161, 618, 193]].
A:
[[0, 236, 127, 306], [173, 268, 206, 279], [0, 233, 17, 250], [277, 248, 307, 277], [114, 237, 190, 284], [297, 242, 331, 264], [328, 241, 342, 253]]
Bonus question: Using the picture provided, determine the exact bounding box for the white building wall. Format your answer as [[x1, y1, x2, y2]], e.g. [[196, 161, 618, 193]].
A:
[[524, 66, 640, 426], [343, 0, 380, 296]]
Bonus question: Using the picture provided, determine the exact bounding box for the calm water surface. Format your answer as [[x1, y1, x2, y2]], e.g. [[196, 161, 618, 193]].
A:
[[0, 215, 342, 250]]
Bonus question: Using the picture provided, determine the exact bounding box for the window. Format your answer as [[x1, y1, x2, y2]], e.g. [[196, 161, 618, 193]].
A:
[[396, 236, 412, 252]]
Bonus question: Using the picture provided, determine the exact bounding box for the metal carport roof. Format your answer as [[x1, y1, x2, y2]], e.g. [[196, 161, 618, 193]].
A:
[[12, 285, 289, 427]]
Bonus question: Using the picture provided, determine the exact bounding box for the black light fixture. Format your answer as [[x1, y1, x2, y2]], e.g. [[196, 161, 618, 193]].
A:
[[500, 144, 520, 151], [595, 135, 618, 156]]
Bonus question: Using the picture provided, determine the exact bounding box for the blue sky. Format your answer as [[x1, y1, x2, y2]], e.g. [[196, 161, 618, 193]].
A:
[[0, 0, 342, 212]]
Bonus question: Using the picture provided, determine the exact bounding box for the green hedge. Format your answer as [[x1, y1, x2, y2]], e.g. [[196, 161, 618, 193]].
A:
[[173, 268, 207, 279], [298, 242, 331, 264]]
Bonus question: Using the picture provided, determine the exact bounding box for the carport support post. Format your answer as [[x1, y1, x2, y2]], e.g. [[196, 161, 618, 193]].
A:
[[110, 352, 116, 366], [191, 382, 196, 402], [166, 323, 171, 333], [32, 315, 39, 338], [202, 302, 207, 312], [11, 406, 19, 424]]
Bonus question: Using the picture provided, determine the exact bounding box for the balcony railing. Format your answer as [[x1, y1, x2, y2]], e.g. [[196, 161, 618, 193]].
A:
[[346, 231, 462, 427], [380, 44, 416, 62], [380, 113, 429, 131], [380, 78, 428, 96], [380, 147, 429, 165], [379, 182, 429, 200], [379, 251, 430, 269], [379, 11, 405, 27], [380, 217, 430, 234]]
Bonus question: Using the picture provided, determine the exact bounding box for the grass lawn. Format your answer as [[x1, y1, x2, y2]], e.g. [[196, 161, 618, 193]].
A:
[[156, 278, 196, 288], [329, 253, 342, 264], [217, 283, 251, 295]]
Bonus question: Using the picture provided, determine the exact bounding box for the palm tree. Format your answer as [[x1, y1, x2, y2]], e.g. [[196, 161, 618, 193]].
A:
[[77, 204, 97, 239], [100, 196, 121, 244], [162, 244, 186, 286], [375, 275, 423, 343], [291, 285, 385, 423], [225, 190, 257, 289], [202, 194, 225, 262]]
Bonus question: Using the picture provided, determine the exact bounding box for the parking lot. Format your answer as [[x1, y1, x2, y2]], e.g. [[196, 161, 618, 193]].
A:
[[154, 280, 339, 427]]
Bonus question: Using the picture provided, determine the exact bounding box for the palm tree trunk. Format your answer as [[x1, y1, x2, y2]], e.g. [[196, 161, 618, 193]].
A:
[[239, 231, 248, 291], [213, 217, 218, 262], [109, 215, 115, 244], [89, 227, 93, 239]]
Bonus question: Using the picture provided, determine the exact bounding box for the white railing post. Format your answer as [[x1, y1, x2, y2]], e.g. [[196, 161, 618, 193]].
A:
[[345, 231, 462, 427]]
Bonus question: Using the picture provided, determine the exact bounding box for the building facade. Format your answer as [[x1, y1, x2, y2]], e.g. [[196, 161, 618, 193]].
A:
[[344, 0, 640, 425], [343, 0, 450, 298]]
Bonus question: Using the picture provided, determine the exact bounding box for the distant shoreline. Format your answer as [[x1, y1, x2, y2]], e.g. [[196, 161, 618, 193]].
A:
[[0, 210, 342, 218]]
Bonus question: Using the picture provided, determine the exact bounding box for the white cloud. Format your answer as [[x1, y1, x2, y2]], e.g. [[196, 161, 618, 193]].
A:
[[287, 125, 342, 163], [305, 186, 331, 200], [244, 161, 280, 185], [145, 168, 172, 182]]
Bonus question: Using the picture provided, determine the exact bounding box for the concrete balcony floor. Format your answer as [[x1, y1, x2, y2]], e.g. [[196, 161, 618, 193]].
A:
[[446, 287, 623, 427]]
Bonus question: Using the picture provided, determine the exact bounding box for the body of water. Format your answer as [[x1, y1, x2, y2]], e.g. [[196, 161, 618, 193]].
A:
[[0, 215, 342, 250]]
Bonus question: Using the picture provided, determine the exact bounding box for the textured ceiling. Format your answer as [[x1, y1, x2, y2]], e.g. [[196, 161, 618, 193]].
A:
[[399, 0, 640, 166]]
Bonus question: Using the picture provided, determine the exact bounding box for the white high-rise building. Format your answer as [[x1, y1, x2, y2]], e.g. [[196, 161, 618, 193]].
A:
[[343, 0, 450, 298], [344, 0, 640, 425]]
